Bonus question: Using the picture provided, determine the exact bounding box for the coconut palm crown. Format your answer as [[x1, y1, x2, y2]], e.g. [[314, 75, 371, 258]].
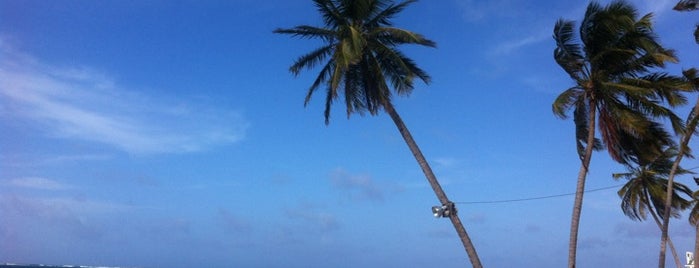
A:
[[614, 147, 693, 222], [553, 1, 689, 166], [274, 0, 435, 124]]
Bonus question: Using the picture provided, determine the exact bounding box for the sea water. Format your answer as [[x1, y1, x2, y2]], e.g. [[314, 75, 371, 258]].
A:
[[1, 264, 127, 268]]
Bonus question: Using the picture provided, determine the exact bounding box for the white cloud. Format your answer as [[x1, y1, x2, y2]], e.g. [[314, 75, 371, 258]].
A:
[[6, 177, 73, 190], [0, 40, 248, 155], [491, 32, 550, 56], [433, 157, 460, 168]]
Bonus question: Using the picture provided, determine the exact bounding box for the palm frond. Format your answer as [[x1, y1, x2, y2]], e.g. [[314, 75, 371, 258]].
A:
[[367, 0, 417, 26], [313, 0, 345, 28], [290, 44, 336, 76], [273, 25, 336, 41], [305, 61, 335, 106], [553, 19, 585, 80], [371, 27, 437, 47], [674, 0, 699, 11], [553, 87, 583, 119]]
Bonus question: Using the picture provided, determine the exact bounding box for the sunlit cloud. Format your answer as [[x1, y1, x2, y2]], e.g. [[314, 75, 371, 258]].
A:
[[0, 40, 249, 155]]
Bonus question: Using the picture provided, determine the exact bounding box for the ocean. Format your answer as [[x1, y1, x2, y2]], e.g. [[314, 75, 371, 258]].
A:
[[1, 265, 126, 268]]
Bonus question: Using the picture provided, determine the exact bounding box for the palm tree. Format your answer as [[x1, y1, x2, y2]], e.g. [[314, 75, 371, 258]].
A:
[[552, 1, 688, 267], [663, 5, 699, 268], [613, 147, 693, 268], [689, 190, 699, 266], [274, 0, 482, 267], [659, 69, 699, 268]]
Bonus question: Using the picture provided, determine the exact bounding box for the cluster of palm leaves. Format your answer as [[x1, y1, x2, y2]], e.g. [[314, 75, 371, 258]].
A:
[[276, 0, 699, 268]]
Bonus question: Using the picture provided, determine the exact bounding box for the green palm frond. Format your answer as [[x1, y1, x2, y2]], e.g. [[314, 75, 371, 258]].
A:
[[675, 0, 699, 11], [367, 0, 416, 26], [691, 191, 699, 226], [273, 25, 336, 41], [305, 61, 335, 106], [371, 27, 436, 47], [290, 45, 335, 76], [553, 87, 583, 119], [313, 0, 344, 28], [553, 19, 585, 80]]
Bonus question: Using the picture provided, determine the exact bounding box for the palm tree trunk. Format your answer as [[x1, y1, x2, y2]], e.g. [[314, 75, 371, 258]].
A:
[[383, 102, 483, 268], [659, 98, 699, 268], [568, 101, 597, 268], [695, 224, 698, 268], [648, 202, 683, 268]]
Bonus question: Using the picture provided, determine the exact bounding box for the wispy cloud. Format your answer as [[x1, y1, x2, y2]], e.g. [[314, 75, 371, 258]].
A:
[[456, 0, 522, 22], [433, 157, 460, 168], [0, 194, 133, 242], [330, 169, 388, 202], [218, 208, 252, 233], [640, 0, 675, 17], [284, 203, 340, 232], [5, 177, 74, 190], [578, 236, 610, 250], [490, 32, 550, 56], [613, 221, 659, 239], [0, 40, 248, 154]]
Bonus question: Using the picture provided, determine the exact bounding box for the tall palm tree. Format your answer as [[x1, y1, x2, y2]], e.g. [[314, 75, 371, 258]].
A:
[[274, 1, 482, 267], [552, 1, 688, 267], [613, 147, 693, 268], [663, 5, 699, 267], [659, 69, 699, 268], [689, 190, 699, 266]]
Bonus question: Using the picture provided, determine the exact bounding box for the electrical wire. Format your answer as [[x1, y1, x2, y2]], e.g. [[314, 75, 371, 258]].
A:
[[455, 184, 625, 204]]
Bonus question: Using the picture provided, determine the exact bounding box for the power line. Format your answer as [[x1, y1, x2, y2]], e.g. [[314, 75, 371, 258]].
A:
[[455, 184, 625, 204]]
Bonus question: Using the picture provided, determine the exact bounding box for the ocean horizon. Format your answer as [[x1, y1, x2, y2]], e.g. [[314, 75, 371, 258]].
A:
[[1, 264, 131, 268]]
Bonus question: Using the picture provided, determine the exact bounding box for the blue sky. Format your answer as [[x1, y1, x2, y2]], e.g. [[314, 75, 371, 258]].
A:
[[1, 0, 699, 267]]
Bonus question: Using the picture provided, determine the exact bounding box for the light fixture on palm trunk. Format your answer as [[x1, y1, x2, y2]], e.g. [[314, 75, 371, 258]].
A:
[[432, 202, 456, 218]]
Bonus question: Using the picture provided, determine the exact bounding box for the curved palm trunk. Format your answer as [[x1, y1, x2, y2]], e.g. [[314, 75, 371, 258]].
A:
[[568, 101, 597, 268], [695, 224, 698, 267], [383, 102, 483, 268], [648, 201, 683, 268], [659, 98, 699, 268]]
